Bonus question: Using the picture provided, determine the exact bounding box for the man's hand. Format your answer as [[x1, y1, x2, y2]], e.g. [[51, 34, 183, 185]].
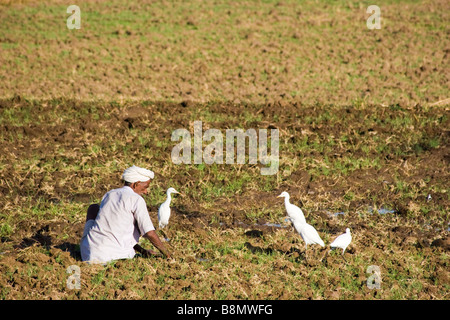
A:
[[143, 230, 171, 259], [134, 244, 162, 258]]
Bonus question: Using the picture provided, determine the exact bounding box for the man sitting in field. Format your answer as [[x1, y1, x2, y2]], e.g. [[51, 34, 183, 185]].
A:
[[80, 165, 171, 264]]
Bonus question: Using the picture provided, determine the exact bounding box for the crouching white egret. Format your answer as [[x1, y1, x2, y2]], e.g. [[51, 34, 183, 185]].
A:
[[158, 187, 180, 229], [277, 191, 306, 225], [329, 228, 352, 262]]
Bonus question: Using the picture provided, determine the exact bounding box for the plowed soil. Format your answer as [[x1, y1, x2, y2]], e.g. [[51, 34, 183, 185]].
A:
[[0, 98, 448, 299], [0, 0, 448, 300]]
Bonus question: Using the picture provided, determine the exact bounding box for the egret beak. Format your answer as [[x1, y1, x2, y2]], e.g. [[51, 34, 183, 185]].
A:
[[277, 194, 283, 198]]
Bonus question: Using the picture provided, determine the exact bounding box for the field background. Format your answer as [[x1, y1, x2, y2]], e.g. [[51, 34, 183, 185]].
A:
[[0, 0, 449, 300]]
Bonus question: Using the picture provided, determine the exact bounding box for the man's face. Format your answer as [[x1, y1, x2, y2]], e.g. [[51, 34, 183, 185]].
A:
[[131, 180, 151, 195]]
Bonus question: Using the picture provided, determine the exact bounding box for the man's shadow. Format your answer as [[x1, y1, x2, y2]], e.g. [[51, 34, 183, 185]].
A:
[[15, 224, 82, 261]]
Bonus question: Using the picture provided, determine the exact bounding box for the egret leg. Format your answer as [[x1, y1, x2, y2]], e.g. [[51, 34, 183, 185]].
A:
[[341, 250, 348, 263], [321, 249, 328, 265], [320, 248, 331, 262], [159, 229, 169, 242]]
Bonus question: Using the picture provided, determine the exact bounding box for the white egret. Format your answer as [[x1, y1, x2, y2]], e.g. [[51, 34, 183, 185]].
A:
[[329, 228, 352, 261], [290, 216, 325, 248], [277, 191, 306, 225], [158, 187, 180, 229], [288, 216, 324, 261]]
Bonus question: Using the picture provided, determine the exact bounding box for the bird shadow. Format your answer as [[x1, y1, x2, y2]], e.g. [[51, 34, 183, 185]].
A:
[[243, 232, 332, 266], [243, 241, 308, 263], [244, 242, 274, 255]]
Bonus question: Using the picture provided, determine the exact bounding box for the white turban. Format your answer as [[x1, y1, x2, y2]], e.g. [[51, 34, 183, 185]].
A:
[[122, 165, 154, 183]]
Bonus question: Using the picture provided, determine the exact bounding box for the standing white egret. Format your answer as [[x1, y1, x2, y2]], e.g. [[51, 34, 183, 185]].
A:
[[288, 215, 324, 261], [158, 187, 180, 229], [290, 216, 325, 248], [277, 191, 306, 225], [329, 228, 352, 262]]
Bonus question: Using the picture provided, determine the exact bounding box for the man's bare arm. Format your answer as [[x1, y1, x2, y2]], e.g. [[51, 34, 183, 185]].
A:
[[143, 230, 171, 258]]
